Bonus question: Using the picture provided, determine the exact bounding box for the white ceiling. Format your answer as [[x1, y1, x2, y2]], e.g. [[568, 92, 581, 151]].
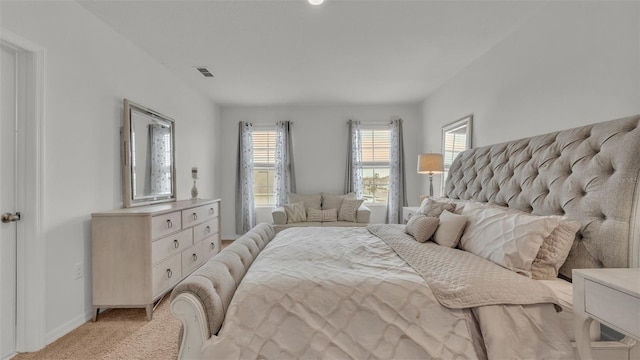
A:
[[79, 0, 544, 106]]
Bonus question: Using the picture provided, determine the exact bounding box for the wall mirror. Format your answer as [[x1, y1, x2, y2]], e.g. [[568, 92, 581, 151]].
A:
[[441, 114, 473, 192], [122, 99, 176, 208]]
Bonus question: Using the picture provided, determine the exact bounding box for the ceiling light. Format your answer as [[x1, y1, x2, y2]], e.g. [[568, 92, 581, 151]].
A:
[[308, 0, 324, 5]]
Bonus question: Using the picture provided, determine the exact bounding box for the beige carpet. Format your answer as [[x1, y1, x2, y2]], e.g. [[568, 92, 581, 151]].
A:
[[13, 296, 180, 360]]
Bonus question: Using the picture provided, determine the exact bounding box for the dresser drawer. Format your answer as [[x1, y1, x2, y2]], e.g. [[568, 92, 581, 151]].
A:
[[193, 218, 218, 243], [181, 241, 208, 276], [182, 202, 219, 228], [585, 279, 640, 338], [151, 211, 182, 240], [152, 254, 182, 297], [201, 234, 221, 259], [151, 229, 192, 264]]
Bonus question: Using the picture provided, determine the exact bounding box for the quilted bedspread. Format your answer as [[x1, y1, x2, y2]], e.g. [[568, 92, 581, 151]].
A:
[[200, 226, 572, 359]]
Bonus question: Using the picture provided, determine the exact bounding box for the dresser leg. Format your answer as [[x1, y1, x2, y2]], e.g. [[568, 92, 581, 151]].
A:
[[92, 306, 100, 322], [145, 304, 153, 321]]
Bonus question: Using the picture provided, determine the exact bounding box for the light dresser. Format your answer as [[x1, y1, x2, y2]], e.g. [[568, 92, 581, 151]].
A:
[[91, 199, 221, 321]]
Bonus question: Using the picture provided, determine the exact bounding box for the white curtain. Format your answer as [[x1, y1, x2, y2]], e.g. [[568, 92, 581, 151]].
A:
[[273, 121, 296, 207], [387, 118, 407, 224], [148, 124, 172, 195], [345, 119, 363, 198], [235, 122, 255, 234]]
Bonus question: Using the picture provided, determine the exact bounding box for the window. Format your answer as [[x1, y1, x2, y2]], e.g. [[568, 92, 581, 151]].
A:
[[441, 115, 473, 192], [360, 126, 390, 203], [253, 128, 276, 205]]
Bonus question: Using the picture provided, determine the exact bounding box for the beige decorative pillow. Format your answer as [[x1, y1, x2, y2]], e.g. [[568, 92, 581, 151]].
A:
[[288, 193, 322, 211], [460, 202, 557, 277], [417, 198, 456, 218], [322, 192, 355, 210], [405, 214, 439, 243], [531, 219, 580, 280], [433, 210, 467, 248], [481, 203, 581, 280], [283, 201, 306, 224], [338, 199, 364, 222], [307, 208, 338, 222]]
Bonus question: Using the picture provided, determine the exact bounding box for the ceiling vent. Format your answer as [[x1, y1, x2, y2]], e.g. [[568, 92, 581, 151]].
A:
[[195, 67, 214, 78]]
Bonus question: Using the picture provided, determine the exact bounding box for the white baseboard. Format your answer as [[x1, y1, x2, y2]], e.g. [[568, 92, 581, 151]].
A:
[[2, 352, 16, 360], [45, 309, 94, 345]]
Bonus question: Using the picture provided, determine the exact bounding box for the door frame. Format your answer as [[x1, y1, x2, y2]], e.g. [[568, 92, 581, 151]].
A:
[[0, 28, 45, 353]]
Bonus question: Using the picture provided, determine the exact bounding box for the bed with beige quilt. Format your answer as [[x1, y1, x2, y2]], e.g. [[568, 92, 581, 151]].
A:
[[170, 114, 640, 359]]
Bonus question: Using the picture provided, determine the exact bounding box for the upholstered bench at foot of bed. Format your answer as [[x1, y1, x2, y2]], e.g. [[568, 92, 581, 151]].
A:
[[169, 223, 276, 359]]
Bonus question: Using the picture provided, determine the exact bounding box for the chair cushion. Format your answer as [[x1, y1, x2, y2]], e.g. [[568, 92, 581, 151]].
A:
[[322, 192, 355, 211], [288, 193, 322, 210]]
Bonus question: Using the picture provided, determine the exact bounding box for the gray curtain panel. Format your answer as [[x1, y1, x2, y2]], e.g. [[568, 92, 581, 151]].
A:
[[386, 118, 407, 224], [344, 119, 363, 198], [274, 121, 296, 207], [235, 121, 255, 234]]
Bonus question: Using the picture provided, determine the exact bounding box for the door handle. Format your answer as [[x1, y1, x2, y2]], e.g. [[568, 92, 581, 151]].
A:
[[2, 212, 20, 223]]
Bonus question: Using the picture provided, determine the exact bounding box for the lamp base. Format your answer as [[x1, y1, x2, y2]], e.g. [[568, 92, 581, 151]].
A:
[[429, 175, 434, 197], [191, 179, 199, 199]]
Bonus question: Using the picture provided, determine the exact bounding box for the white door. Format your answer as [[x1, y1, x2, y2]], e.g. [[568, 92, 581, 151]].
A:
[[0, 43, 20, 360]]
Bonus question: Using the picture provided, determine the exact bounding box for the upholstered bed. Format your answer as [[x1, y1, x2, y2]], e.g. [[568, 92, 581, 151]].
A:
[[170, 114, 640, 359]]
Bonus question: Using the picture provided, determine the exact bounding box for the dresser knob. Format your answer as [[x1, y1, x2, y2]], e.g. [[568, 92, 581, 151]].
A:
[[192, 213, 198, 221], [166, 269, 172, 279], [166, 219, 173, 229], [192, 253, 198, 262], [173, 239, 179, 249], [209, 208, 214, 215], [210, 242, 215, 250], [205, 225, 211, 233]]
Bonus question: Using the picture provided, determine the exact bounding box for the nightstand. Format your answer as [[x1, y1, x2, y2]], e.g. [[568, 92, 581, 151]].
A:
[[573, 268, 640, 360], [402, 207, 420, 224]]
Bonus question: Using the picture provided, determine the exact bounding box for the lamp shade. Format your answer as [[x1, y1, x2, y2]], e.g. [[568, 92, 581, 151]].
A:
[[417, 153, 444, 174]]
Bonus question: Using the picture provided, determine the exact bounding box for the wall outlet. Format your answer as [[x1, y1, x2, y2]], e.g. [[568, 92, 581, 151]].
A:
[[74, 262, 83, 280]]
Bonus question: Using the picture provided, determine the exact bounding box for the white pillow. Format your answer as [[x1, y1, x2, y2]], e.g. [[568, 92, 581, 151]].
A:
[[433, 210, 467, 248], [460, 202, 558, 277], [307, 208, 338, 222], [480, 203, 581, 280], [283, 201, 306, 224], [338, 199, 364, 222]]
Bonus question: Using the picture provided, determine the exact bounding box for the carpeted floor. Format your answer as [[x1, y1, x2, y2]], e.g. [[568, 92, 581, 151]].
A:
[[13, 292, 181, 359], [12, 240, 235, 360]]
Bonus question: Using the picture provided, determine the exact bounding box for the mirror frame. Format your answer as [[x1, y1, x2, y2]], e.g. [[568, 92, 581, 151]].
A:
[[122, 99, 177, 208], [441, 114, 473, 193]]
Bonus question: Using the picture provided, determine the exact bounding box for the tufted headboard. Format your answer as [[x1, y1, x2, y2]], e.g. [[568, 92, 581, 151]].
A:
[[444, 114, 640, 279]]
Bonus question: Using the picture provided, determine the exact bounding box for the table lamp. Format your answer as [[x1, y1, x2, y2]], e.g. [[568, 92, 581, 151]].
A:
[[417, 153, 444, 197]]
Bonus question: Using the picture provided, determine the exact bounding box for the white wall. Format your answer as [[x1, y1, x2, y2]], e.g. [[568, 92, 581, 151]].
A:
[[1, 1, 221, 344], [421, 1, 640, 195], [220, 104, 422, 238]]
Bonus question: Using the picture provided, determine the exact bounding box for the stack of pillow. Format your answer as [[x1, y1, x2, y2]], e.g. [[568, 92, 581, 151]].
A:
[[282, 192, 365, 224], [405, 198, 580, 279]]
